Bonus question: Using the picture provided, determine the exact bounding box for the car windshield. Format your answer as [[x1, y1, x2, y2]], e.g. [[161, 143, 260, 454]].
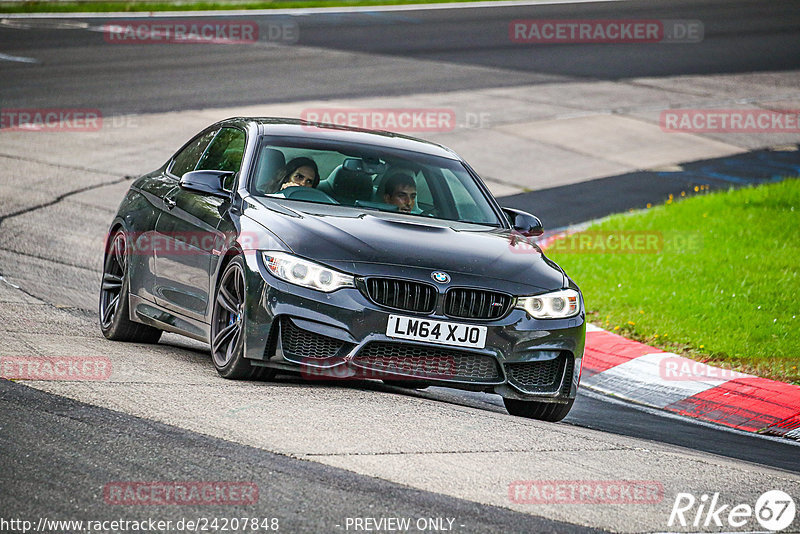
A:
[[249, 136, 502, 226]]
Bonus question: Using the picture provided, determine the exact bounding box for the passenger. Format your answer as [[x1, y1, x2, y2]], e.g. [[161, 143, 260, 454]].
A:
[[277, 157, 320, 190], [382, 173, 417, 213]]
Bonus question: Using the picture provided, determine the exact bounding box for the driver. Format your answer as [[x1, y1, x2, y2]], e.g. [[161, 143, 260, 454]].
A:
[[277, 157, 320, 190], [382, 173, 417, 213]]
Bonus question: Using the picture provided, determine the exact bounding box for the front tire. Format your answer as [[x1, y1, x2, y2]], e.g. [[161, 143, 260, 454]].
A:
[[211, 256, 274, 380], [503, 397, 574, 422], [99, 229, 162, 343]]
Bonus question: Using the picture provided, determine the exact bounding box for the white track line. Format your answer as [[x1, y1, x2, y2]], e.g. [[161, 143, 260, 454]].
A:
[[0, 52, 37, 63], [581, 352, 735, 409], [0, 275, 21, 289]]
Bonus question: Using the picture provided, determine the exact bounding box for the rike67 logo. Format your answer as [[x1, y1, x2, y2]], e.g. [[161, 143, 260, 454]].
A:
[[669, 490, 796, 531]]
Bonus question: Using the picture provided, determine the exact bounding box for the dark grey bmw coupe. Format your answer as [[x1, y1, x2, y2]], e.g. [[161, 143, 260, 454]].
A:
[[100, 117, 585, 421]]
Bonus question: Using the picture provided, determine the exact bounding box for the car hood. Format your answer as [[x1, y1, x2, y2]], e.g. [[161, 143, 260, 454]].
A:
[[245, 198, 565, 292]]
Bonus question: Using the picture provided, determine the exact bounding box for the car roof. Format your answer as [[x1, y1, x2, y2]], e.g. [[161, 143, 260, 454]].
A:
[[219, 117, 461, 160]]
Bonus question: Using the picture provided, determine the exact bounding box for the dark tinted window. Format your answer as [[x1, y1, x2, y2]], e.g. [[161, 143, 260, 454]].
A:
[[170, 129, 217, 178], [197, 127, 246, 174]]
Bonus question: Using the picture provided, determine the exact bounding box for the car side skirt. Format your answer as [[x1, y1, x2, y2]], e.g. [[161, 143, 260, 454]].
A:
[[129, 294, 209, 343]]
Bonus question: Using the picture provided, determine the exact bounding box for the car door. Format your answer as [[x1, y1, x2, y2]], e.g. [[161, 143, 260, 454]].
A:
[[127, 128, 218, 302], [153, 127, 246, 321]]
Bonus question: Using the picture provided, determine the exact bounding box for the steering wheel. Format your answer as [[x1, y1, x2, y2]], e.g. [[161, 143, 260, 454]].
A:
[[419, 204, 439, 217]]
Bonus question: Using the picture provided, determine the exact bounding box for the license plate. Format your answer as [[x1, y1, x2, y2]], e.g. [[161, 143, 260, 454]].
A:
[[386, 314, 487, 349]]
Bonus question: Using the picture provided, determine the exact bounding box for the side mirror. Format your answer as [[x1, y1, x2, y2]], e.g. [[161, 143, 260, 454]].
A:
[[179, 170, 234, 199], [502, 207, 543, 237]]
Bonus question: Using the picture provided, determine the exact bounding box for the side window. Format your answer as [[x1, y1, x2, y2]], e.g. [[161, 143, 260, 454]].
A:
[[170, 129, 218, 178], [196, 128, 246, 175]]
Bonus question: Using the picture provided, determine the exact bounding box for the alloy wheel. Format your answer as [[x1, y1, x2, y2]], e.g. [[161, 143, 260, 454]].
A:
[[212, 262, 246, 369], [100, 232, 126, 329]]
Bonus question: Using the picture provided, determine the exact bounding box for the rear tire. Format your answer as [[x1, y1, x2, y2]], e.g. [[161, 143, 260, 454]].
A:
[[503, 397, 574, 422], [99, 229, 162, 343]]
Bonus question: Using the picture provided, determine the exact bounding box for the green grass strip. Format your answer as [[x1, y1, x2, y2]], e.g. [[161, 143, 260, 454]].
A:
[[547, 178, 800, 384]]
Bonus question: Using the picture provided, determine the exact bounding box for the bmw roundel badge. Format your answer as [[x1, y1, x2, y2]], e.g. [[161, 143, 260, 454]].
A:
[[431, 271, 450, 284]]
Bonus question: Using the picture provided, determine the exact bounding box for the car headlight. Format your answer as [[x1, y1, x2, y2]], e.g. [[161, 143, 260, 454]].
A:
[[516, 289, 581, 319], [262, 251, 355, 292]]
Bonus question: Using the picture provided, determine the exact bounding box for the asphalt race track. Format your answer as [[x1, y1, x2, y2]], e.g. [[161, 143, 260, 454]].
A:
[[0, 379, 593, 534], [1, 0, 799, 113], [1, 0, 800, 532]]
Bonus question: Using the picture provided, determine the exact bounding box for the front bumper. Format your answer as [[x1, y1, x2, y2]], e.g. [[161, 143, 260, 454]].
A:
[[241, 252, 585, 402]]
